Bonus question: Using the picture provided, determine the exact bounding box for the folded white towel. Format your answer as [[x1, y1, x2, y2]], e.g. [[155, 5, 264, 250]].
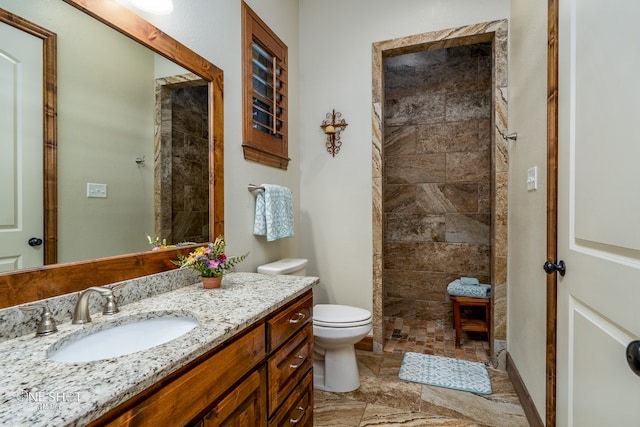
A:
[[460, 277, 480, 286], [253, 184, 294, 241]]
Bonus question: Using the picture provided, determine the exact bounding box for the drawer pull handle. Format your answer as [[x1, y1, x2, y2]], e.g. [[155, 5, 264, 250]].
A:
[[289, 312, 305, 324], [290, 355, 306, 369], [289, 406, 305, 424]]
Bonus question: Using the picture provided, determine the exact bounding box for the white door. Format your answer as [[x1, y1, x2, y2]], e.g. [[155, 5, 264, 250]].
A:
[[556, 0, 640, 425], [0, 22, 44, 272]]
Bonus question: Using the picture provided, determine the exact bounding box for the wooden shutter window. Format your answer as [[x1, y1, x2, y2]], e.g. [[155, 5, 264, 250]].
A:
[[242, 3, 289, 169], [251, 42, 286, 139]]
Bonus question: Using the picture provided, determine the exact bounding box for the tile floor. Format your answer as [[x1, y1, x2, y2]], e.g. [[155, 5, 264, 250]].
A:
[[313, 318, 529, 426], [382, 317, 491, 364]]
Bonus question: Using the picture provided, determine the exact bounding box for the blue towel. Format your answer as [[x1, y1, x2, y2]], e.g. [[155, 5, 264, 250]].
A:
[[253, 184, 294, 241], [460, 277, 480, 286], [447, 279, 491, 299]]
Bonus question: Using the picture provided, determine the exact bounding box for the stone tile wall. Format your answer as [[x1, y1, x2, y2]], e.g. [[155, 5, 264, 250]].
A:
[[170, 86, 210, 243], [155, 77, 210, 245], [382, 43, 492, 321]]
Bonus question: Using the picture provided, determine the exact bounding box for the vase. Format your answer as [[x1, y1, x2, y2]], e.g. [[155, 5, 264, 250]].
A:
[[201, 276, 222, 289]]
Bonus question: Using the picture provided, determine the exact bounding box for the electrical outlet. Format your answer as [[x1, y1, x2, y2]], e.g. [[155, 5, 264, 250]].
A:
[[87, 183, 107, 198]]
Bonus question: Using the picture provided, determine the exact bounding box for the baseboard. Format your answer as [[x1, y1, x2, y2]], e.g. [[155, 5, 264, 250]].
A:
[[506, 352, 544, 427], [354, 335, 373, 351]]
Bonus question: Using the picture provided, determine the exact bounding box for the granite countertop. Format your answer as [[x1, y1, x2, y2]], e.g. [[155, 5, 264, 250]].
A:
[[0, 272, 318, 427]]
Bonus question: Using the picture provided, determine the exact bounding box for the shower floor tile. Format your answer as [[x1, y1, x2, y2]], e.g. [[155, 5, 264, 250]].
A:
[[383, 317, 490, 364]]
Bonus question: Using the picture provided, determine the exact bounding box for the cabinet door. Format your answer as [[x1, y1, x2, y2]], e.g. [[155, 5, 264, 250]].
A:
[[203, 367, 267, 427]]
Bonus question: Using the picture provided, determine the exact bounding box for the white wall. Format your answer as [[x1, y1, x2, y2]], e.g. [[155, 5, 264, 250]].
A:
[[139, 0, 301, 270], [507, 0, 548, 420], [298, 0, 509, 309]]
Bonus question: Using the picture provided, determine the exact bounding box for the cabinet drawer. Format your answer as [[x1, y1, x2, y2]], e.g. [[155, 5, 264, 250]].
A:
[[268, 370, 313, 427], [267, 291, 312, 353], [267, 322, 313, 416]]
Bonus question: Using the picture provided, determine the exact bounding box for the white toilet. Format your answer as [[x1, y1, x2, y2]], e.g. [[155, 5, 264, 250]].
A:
[[257, 258, 372, 393]]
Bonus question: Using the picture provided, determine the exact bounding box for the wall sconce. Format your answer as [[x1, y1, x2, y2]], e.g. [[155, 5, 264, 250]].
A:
[[320, 110, 348, 157]]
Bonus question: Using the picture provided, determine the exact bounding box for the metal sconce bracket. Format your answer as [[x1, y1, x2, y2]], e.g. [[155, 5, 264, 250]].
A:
[[320, 109, 348, 157]]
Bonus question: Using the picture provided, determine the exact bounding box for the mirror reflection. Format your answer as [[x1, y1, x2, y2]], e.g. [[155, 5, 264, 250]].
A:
[[0, 0, 209, 273]]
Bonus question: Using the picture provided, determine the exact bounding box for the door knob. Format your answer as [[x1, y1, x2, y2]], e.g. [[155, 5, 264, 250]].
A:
[[543, 260, 566, 276], [626, 340, 640, 377], [28, 237, 43, 247]]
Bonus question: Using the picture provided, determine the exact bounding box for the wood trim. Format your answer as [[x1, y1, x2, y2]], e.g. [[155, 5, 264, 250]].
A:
[[546, 0, 560, 425], [0, 245, 200, 307], [507, 352, 545, 427], [0, 10, 58, 265], [0, 0, 224, 309], [211, 71, 225, 237], [242, 144, 291, 170], [43, 30, 57, 266], [62, 0, 222, 81]]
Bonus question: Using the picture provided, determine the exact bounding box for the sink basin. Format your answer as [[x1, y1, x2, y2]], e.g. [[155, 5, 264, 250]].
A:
[[48, 316, 198, 363]]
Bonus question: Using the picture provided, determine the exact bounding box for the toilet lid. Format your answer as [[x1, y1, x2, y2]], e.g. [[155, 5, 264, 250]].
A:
[[313, 304, 372, 328]]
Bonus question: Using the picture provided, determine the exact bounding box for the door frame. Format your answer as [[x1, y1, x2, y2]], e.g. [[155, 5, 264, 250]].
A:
[[0, 9, 57, 265], [371, 20, 509, 364], [546, 0, 559, 425]]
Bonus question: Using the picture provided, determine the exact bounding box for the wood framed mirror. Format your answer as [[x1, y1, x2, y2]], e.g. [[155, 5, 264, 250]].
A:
[[0, 0, 224, 309]]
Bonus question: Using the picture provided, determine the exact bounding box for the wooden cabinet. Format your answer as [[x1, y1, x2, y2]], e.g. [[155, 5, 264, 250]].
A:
[[267, 324, 312, 417], [201, 367, 267, 426], [268, 371, 313, 427], [90, 290, 313, 427], [92, 325, 266, 427], [266, 291, 313, 426]]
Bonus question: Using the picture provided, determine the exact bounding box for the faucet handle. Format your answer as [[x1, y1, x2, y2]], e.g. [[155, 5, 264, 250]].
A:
[[103, 283, 127, 315], [20, 303, 58, 337]]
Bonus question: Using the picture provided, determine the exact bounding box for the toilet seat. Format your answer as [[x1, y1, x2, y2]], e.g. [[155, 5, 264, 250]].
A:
[[314, 304, 372, 328]]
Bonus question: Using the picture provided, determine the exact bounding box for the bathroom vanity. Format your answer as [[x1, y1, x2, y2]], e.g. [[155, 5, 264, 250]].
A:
[[0, 272, 317, 426]]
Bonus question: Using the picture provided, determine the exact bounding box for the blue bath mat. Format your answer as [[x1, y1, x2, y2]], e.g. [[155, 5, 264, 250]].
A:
[[398, 352, 492, 395]]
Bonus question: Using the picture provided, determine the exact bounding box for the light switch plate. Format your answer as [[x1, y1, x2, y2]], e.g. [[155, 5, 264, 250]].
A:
[[527, 166, 537, 191], [87, 183, 107, 198]]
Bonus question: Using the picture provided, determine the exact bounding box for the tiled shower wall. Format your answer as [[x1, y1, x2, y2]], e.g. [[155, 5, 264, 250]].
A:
[[171, 86, 210, 243], [382, 43, 492, 321], [156, 80, 209, 245]]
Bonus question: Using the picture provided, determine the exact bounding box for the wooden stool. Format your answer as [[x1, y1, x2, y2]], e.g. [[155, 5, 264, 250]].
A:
[[450, 295, 490, 348]]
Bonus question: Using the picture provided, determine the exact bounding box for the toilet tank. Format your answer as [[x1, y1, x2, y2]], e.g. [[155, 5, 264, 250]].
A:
[[257, 258, 308, 276]]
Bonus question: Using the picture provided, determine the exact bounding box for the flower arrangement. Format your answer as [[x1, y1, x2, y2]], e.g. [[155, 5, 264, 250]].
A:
[[173, 236, 248, 278], [146, 235, 195, 251]]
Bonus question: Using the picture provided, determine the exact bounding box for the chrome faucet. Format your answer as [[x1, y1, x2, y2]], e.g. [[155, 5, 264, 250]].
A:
[[72, 287, 113, 324]]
